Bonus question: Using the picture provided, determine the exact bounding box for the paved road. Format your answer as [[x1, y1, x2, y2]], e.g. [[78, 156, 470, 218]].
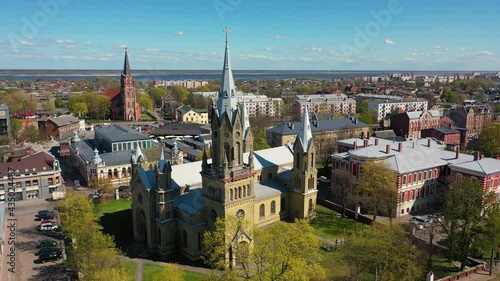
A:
[[2, 199, 66, 281]]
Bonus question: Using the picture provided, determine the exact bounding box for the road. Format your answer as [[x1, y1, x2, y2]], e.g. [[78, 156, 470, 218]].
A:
[[1, 198, 67, 281]]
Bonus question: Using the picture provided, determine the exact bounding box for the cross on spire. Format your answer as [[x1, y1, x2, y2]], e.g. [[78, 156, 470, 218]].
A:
[[224, 26, 230, 43]]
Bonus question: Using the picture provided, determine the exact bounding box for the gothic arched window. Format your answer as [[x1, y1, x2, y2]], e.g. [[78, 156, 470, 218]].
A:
[[271, 201, 276, 214], [259, 204, 265, 218]]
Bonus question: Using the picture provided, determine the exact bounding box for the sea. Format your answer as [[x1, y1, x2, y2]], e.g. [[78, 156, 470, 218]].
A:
[[0, 69, 479, 82]]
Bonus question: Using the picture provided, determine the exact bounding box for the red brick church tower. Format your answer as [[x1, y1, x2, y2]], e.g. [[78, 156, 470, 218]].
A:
[[108, 48, 141, 121]]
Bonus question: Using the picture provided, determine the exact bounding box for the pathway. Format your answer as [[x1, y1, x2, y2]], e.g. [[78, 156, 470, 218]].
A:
[[134, 259, 143, 281]]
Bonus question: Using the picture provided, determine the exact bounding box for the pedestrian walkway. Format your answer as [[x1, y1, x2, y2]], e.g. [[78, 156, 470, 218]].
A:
[[135, 259, 143, 281], [448, 270, 499, 281]]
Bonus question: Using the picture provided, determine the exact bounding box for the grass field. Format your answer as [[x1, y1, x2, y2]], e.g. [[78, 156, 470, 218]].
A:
[[312, 205, 368, 239], [95, 198, 132, 216], [142, 263, 204, 281], [94, 199, 134, 250], [122, 261, 137, 281]]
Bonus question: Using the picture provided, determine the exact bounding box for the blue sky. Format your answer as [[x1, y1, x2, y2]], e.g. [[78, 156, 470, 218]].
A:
[[0, 0, 499, 70]]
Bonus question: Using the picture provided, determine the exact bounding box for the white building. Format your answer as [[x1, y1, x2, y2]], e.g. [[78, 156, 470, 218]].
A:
[[192, 92, 283, 117], [154, 80, 208, 89], [368, 99, 428, 120], [294, 97, 356, 119]]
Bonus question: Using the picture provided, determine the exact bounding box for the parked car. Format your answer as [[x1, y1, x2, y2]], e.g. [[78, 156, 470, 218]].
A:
[[40, 220, 57, 225], [37, 222, 60, 232], [37, 239, 58, 248], [36, 210, 57, 220], [319, 176, 331, 183], [88, 192, 102, 200], [38, 251, 63, 263], [408, 220, 425, 230], [35, 246, 62, 256]]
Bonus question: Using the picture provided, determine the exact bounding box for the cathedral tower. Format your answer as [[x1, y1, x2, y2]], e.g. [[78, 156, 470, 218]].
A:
[[119, 48, 140, 121], [202, 27, 256, 228], [289, 107, 318, 219]]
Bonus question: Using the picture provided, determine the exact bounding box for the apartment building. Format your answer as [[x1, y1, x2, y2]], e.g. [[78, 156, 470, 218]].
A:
[[368, 98, 428, 121], [294, 97, 356, 119], [449, 104, 492, 138], [176, 105, 208, 124], [0, 151, 63, 202], [390, 110, 442, 140]]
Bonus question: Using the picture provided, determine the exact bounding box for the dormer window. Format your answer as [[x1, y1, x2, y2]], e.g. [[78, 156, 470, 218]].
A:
[[224, 90, 228, 97]]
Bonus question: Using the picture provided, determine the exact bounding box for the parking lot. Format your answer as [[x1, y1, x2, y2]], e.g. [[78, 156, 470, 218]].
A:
[[2, 198, 68, 281]]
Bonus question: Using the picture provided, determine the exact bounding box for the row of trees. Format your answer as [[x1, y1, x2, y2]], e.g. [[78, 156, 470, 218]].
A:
[[67, 92, 111, 120], [58, 192, 127, 280]]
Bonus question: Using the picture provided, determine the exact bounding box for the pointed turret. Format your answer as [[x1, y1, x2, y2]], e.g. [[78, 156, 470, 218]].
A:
[[160, 145, 165, 161], [298, 107, 313, 152], [123, 47, 131, 75], [241, 102, 251, 138], [131, 144, 145, 164], [216, 26, 238, 122], [71, 131, 80, 143], [92, 147, 102, 164]]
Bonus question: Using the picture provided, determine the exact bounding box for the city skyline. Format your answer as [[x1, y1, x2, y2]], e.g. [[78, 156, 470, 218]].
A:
[[0, 0, 499, 71]]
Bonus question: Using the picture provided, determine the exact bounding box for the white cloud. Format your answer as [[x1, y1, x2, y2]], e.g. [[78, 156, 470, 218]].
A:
[[145, 48, 160, 52], [174, 31, 184, 36], [477, 50, 493, 56], [55, 39, 74, 44], [0, 40, 5, 45], [85, 41, 99, 47], [412, 49, 425, 57], [19, 40, 35, 46], [384, 39, 395, 45], [435, 45, 442, 49], [61, 55, 75, 59], [113, 44, 127, 50], [271, 35, 288, 40], [458, 47, 466, 52], [258, 47, 273, 51], [404, 57, 415, 61], [444, 48, 450, 52]]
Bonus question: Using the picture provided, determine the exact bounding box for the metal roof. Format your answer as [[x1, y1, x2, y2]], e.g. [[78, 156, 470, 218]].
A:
[[267, 118, 368, 136], [96, 125, 149, 143]]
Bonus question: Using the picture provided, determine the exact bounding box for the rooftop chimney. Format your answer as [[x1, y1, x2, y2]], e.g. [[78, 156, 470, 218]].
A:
[[473, 151, 480, 161], [386, 144, 391, 154], [353, 141, 357, 150], [375, 138, 379, 146], [398, 142, 403, 152], [455, 147, 460, 159], [364, 139, 368, 147], [427, 138, 431, 148]]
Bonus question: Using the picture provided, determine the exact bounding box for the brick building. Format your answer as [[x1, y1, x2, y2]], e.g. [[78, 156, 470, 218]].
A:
[[38, 115, 82, 141], [107, 49, 141, 121], [449, 105, 492, 138], [390, 110, 441, 140]]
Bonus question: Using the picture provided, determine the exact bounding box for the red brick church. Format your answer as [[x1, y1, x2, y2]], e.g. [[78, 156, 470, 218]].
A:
[[106, 48, 141, 121]]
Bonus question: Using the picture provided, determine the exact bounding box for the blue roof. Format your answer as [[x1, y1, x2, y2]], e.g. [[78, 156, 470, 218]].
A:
[[174, 187, 206, 215], [254, 180, 288, 200]]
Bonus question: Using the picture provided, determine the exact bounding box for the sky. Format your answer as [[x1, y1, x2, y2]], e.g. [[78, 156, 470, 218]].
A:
[[0, 0, 499, 71]]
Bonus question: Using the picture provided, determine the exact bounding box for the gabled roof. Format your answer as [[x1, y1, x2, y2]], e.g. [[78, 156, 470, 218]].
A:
[[268, 118, 368, 136], [0, 151, 57, 176], [105, 89, 121, 100]]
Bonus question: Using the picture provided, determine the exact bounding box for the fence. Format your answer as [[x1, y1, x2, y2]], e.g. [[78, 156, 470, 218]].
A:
[[317, 198, 373, 225]]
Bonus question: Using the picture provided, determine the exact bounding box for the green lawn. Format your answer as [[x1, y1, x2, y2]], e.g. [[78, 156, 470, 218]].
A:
[[122, 261, 137, 281], [312, 205, 368, 239], [143, 263, 204, 281], [95, 199, 132, 217], [140, 112, 155, 121]]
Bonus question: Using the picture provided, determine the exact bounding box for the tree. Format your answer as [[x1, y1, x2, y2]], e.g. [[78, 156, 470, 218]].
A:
[[144, 146, 161, 164], [202, 217, 325, 281], [442, 179, 496, 271], [171, 86, 189, 104], [338, 224, 423, 281], [335, 170, 354, 218], [476, 205, 500, 275], [474, 123, 500, 157], [253, 128, 270, 151], [10, 118, 22, 143], [149, 87, 167, 107], [152, 264, 184, 281], [357, 160, 397, 221], [137, 92, 154, 112], [495, 104, 500, 113], [88, 177, 114, 194], [54, 97, 64, 108]]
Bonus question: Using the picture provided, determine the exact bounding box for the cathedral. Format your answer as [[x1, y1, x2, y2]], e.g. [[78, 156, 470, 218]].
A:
[[130, 29, 318, 262], [106, 49, 141, 121]]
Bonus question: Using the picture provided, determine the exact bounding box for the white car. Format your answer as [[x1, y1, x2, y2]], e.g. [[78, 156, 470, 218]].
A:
[[319, 176, 331, 183], [37, 222, 59, 232]]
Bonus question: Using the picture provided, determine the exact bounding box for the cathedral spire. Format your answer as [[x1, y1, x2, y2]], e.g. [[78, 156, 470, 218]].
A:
[[123, 47, 131, 75], [160, 145, 165, 161], [298, 107, 313, 152], [216, 26, 237, 122]]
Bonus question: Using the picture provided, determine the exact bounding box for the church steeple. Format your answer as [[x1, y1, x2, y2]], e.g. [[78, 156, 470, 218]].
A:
[[216, 26, 238, 122], [298, 107, 313, 152], [241, 102, 250, 138], [123, 47, 131, 75]]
